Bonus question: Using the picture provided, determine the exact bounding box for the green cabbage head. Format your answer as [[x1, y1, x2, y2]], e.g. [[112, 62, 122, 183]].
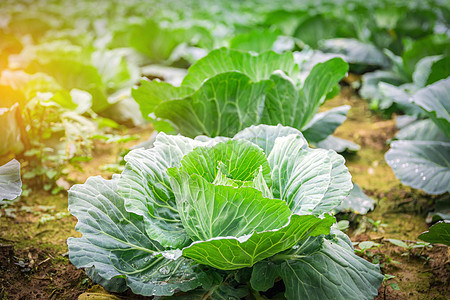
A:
[[68, 125, 383, 299]]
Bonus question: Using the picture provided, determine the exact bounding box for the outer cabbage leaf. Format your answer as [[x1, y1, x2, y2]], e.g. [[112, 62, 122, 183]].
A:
[[426, 56, 450, 86], [128, 21, 185, 62], [385, 140, 450, 194], [336, 183, 375, 215], [418, 221, 450, 246], [302, 105, 350, 143], [412, 55, 443, 88], [395, 119, 449, 142], [293, 15, 356, 49], [378, 82, 424, 116], [300, 57, 348, 126], [278, 231, 383, 300], [411, 77, 450, 138], [251, 231, 383, 300], [0, 159, 22, 202], [402, 35, 450, 76], [260, 58, 348, 130], [233, 124, 305, 155], [313, 151, 353, 214], [118, 133, 206, 248], [260, 71, 301, 127], [182, 214, 335, 270], [181, 48, 298, 89], [320, 38, 390, 68], [360, 70, 405, 103], [396, 115, 418, 129], [155, 72, 273, 137], [128, 20, 212, 62], [131, 79, 193, 121], [268, 135, 352, 215], [314, 135, 360, 153], [249, 235, 324, 292], [158, 282, 248, 300], [229, 28, 280, 53], [68, 176, 211, 296]]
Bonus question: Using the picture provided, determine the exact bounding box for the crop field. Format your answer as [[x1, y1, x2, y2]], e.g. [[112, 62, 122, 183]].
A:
[[0, 0, 449, 299]]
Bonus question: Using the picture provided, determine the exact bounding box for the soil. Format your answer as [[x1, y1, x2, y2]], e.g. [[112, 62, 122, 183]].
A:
[[0, 86, 448, 299]]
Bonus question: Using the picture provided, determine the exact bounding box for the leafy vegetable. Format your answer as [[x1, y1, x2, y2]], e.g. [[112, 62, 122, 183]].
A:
[[126, 20, 213, 63], [315, 135, 360, 153], [320, 38, 390, 69], [361, 44, 449, 114], [0, 159, 22, 203], [386, 141, 450, 195], [68, 125, 382, 298], [385, 78, 450, 195], [133, 48, 351, 150], [418, 221, 450, 246], [11, 41, 139, 112], [251, 231, 383, 299], [411, 77, 450, 139], [336, 183, 375, 215], [155, 72, 273, 137], [229, 28, 281, 53]]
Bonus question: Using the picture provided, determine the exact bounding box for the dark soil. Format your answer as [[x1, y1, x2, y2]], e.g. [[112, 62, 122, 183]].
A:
[[0, 244, 86, 299]]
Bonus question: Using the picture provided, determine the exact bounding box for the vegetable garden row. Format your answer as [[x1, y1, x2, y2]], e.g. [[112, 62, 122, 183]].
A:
[[0, 0, 448, 299]]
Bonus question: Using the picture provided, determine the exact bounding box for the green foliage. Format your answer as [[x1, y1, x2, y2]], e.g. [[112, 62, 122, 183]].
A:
[[385, 78, 450, 195], [133, 48, 350, 151], [361, 39, 450, 114], [336, 183, 375, 215], [10, 41, 139, 112], [0, 159, 22, 203], [68, 125, 382, 298], [419, 221, 450, 246], [411, 78, 450, 139], [0, 65, 133, 193], [229, 28, 281, 53]]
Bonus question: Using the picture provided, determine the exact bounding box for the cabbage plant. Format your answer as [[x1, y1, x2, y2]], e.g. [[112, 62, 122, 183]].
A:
[[360, 37, 449, 115], [132, 48, 356, 152], [68, 125, 383, 299], [385, 77, 450, 195]]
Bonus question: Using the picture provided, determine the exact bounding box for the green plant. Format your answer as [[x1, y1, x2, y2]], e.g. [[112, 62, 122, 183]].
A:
[[360, 36, 449, 115], [353, 241, 401, 269], [383, 274, 400, 293], [368, 218, 388, 232], [132, 48, 356, 152], [418, 221, 450, 246], [386, 239, 433, 257], [68, 125, 383, 299], [385, 77, 450, 195]]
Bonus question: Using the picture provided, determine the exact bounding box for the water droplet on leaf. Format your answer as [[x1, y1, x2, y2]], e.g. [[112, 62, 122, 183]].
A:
[[159, 266, 171, 275]]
